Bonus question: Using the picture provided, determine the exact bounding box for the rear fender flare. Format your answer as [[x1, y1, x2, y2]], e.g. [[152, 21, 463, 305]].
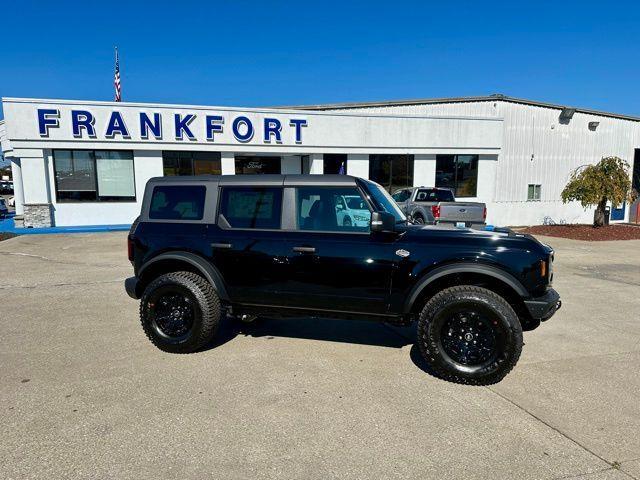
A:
[[138, 251, 230, 301], [404, 263, 529, 313]]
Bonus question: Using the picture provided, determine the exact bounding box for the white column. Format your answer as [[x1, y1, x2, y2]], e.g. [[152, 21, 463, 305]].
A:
[[20, 152, 50, 204], [309, 153, 323, 174], [346, 154, 369, 179], [413, 154, 436, 187], [281, 155, 302, 174], [474, 154, 498, 204], [221, 151, 235, 174], [10, 157, 25, 215]]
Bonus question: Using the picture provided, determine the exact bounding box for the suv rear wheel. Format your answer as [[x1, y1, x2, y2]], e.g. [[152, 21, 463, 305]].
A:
[[417, 285, 523, 385], [140, 271, 220, 353]]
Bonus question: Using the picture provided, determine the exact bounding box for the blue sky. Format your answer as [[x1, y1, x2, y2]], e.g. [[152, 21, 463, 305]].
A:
[[1, 1, 639, 120]]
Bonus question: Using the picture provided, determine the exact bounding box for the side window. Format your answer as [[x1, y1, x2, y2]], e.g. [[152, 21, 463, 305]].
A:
[[219, 187, 282, 229], [149, 185, 206, 220], [297, 187, 371, 232], [392, 189, 410, 202]]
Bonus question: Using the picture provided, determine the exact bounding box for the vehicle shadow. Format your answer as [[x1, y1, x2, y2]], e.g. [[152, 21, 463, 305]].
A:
[[205, 316, 442, 380], [210, 316, 417, 350]]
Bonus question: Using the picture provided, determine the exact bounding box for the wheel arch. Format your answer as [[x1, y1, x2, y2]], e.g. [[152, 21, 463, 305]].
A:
[[404, 263, 530, 317], [137, 252, 230, 301]]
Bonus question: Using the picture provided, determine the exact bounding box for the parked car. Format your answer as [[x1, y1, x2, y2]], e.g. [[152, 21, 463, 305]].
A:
[[125, 175, 560, 385], [0, 181, 14, 195], [0, 198, 8, 218], [335, 194, 371, 227], [392, 187, 486, 227]]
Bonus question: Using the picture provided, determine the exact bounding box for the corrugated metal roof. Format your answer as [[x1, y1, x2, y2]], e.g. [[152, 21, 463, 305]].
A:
[[279, 94, 640, 122]]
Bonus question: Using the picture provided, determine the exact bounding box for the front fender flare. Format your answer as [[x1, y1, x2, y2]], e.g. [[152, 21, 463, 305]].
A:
[[403, 263, 529, 313], [137, 251, 230, 301]]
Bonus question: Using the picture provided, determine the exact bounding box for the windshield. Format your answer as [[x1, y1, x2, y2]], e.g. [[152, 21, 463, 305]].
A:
[[362, 180, 407, 223]]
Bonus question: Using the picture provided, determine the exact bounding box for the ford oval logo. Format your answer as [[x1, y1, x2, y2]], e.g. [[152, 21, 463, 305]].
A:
[[459, 208, 466, 213]]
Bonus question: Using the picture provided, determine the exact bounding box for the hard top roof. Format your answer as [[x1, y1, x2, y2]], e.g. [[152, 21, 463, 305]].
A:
[[148, 174, 361, 187]]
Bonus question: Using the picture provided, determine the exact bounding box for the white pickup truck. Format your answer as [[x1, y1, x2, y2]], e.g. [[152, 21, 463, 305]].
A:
[[391, 187, 487, 227]]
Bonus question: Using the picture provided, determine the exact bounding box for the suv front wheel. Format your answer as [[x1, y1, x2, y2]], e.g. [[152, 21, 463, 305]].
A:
[[140, 271, 220, 353], [417, 285, 523, 385]]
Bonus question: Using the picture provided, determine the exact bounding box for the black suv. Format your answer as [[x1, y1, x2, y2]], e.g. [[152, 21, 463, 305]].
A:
[[125, 175, 560, 385]]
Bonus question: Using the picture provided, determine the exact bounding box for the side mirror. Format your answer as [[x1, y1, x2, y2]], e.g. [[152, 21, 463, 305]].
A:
[[371, 211, 395, 233]]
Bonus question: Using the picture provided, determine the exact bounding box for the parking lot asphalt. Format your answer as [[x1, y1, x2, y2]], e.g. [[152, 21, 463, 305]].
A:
[[1, 232, 639, 480]]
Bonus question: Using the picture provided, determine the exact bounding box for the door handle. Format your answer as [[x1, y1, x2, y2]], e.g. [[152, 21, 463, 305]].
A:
[[293, 246, 316, 253], [211, 242, 233, 249]]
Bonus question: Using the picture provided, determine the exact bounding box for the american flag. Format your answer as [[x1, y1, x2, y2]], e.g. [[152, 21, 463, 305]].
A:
[[114, 47, 121, 102]]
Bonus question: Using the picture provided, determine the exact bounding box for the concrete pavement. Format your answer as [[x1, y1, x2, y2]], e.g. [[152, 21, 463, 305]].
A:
[[0, 233, 639, 479]]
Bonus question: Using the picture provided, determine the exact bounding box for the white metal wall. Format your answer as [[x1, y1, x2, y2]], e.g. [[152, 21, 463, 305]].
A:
[[327, 100, 640, 225]]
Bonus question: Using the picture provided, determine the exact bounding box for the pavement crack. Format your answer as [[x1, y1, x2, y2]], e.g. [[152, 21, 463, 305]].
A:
[[486, 386, 621, 473]]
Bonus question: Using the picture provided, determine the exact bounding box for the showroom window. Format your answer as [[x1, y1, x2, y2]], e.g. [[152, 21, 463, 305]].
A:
[[323, 154, 348, 174], [435, 155, 479, 197], [235, 156, 281, 174], [527, 184, 542, 201], [53, 150, 135, 202], [369, 155, 414, 193], [149, 185, 207, 220], [163, 151, 221, 176], [219, 187, 282, 229], [296, 187, 371, 232]]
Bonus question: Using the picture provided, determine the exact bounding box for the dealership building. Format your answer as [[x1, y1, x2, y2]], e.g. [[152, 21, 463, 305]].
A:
[[1, 95, 639, 228]]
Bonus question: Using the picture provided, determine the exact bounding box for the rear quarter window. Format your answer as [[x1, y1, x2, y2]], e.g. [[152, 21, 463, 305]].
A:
[[219, 187, 282, 229], [149, 185, 207, 220]]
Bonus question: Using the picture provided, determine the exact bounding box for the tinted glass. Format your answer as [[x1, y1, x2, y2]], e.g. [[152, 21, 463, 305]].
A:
[[220, 187, 282, 229], [392, 190, 411, 202], [369, 155, 414, 192], [54, 150, 97, 201], [436, 155, 478, 197], [415, 188, 454, 202], [163, 151, 221, 176], [323, 154, 348, 174], [149, 185, 206, 220], [297, 187, 370, 232], [234, 156, 281, 174], [363, 181, 406, 223]]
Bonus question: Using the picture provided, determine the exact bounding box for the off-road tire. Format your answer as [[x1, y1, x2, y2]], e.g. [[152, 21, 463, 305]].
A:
[[417, 285, 523, 385], [140, 271, 220, 353], [413, 215, 425, 225]]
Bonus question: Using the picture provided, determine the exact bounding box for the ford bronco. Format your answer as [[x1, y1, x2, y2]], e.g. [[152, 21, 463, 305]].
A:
[[125, 174, 560, 385]]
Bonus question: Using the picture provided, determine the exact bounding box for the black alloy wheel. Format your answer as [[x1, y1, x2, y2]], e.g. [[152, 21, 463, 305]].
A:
[[417, 285, 523, 385], [140, 271, 221, 353]]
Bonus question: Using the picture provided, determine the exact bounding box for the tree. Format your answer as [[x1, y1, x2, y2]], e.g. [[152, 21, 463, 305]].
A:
[[561, 156, 636, 227]]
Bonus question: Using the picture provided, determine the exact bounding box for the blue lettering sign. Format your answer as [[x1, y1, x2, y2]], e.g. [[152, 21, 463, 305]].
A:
[[205, 115, 224, 141], [105, 111, 130, 138], [71, 110, 96, 138], [232, 116, 254, 143], [37, 109, 60, 137], [263, 118, 282, 143], [175, 113, 196, 140], [289, 119, 307, 143], [140, 112, 162, 139]]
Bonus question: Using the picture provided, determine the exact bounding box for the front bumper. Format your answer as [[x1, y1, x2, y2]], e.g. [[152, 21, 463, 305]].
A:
[[125, 277, 140, 300], [524, 288, 561, 321]]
